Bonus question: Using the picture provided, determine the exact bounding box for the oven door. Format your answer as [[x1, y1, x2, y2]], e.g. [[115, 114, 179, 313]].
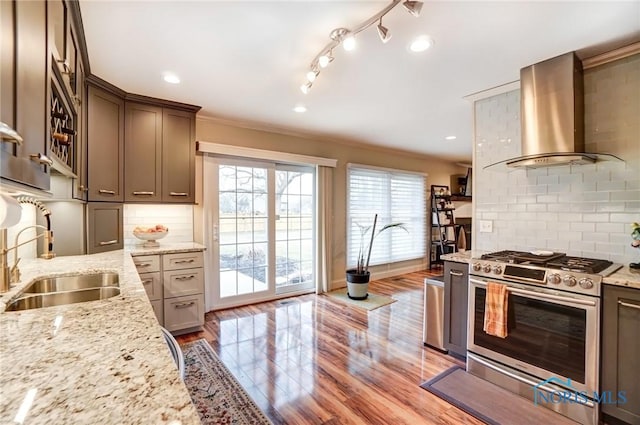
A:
[[467, 277, 599, 395]]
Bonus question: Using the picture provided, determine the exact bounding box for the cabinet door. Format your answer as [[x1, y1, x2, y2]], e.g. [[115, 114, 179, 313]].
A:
[[86, 202, 123, 253], [162, 108, 195, 203], [602, 285, 640, 424], [443, 261, 468, 357], [87, 85, 124, 201], [1, 0, 50, 190], [124, 102, 162, 202]]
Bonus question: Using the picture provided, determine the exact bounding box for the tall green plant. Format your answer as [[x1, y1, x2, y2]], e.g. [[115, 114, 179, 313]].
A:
[[354, 214, 408, 274]]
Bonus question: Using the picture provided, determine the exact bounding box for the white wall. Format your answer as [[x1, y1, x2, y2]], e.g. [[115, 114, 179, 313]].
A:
[[123, 204, 194, 246], [473, 54, 640, 264]]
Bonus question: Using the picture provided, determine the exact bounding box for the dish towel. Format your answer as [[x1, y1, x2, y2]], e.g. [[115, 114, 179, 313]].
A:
[[483, 282, 509, 338]]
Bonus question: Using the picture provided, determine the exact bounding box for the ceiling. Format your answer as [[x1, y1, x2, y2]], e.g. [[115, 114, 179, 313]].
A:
[[79, 1, 640, 162]]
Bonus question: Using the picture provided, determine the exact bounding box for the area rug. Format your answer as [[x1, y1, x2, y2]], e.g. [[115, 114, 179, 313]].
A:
[[182, 339, 273, 425], [324, 288, 396, 311], [420, 366, 578, 425]]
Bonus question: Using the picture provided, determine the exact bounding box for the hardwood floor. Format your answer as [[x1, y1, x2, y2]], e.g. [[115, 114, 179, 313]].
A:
[[176, 270, 484, 425]]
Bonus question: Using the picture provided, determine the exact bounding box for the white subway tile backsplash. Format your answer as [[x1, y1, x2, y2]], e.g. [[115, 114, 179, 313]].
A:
[[473, 55, 640, 264], [123, 204, 194, 245]]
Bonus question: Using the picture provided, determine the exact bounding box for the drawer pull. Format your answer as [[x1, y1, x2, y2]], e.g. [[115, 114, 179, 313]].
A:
[[29, 153, 54, 166], [141, 279, 153, 285], [174, 259, 195, 264], [174, 301, 195, 309], [98, 189, 116, 195], [132, 191, 154, 195], [175, 275, 195, 281], [450, 270, 464, 277], [136, 262, 152, 267], [99, 240, 118, 246], [619, 300, 640, 311], [169, 192, 188, 196]]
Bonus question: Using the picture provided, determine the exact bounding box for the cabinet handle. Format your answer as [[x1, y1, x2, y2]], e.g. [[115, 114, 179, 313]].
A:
[[174, 301, 195, 309], [99, 240, 118, 246], [174, 259, 195, 264], [141, 279, 153, 285], [619, 300, 640, 311], [29, 153, 53, 166], [0, 122, 24, 144], [175, 275, 195, 281], [450, 270, 464, 277], [98, 189, 116, 195], [78, 185, 89, 192], [136, 262, 152, 267], [132, 191, 154, 195], [169, 192, 188, 196]]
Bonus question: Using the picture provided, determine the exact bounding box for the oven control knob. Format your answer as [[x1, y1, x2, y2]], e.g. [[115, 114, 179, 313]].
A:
[[483, 264, 492, 273], [563, 275, 577, 287], [547, 273, 561, 285], [472, 263, 482, 272], [492, 265, 502, 274], [579, 278, 594, 290]]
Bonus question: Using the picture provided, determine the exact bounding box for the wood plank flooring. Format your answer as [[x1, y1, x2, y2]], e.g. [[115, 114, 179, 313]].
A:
[[176, 270, 485, 425]]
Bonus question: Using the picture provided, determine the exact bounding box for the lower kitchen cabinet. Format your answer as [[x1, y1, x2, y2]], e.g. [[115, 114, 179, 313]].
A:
[[132, 251, 205, 333], [86, 203, 123, 254], [443, 260, 469, 358], [602, 284, 640, 425]]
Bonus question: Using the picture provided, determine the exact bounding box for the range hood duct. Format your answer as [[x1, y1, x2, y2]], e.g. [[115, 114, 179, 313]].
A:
[[485, 52, 622, 170]]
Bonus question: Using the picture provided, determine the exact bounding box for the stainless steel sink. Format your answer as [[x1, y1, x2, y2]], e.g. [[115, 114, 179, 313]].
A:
[[22, 272, 119, 293], [5, 287, 121, 311]]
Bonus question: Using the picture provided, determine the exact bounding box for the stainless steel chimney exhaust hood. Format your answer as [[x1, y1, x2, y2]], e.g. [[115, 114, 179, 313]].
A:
[[484, 52, 623, 171]]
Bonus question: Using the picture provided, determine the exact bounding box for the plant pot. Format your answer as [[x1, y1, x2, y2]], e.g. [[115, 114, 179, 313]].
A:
[[346, 269, 370, 300]]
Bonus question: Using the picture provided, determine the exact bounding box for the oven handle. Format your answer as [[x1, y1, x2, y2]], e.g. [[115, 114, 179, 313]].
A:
[[470, 278, 597, 307], [467, 353, 596, 407]]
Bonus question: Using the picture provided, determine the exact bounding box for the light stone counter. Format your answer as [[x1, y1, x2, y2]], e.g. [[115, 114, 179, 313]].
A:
[[439, 250, 486, 264], [603, 265, 640, 290], [0, 245, 205, 424]]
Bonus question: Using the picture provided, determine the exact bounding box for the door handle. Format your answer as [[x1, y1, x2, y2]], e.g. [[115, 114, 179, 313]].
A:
[[169, 192, 188, 196], [619, 300, 640, 311], [98, 189, 116, 195], [99, 240, 118, 246], [132, 191, 154, 195]]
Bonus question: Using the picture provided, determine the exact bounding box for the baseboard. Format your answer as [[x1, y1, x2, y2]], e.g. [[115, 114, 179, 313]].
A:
[[331, 262, 428, 290]]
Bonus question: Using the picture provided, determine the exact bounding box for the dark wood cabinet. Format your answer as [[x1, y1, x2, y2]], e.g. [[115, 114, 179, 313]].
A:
[[86, 84, 124, 202], [1, 0, 50, 191], [86, 202, 123, 254], [602, 284, 640, 424], [162, 108, 195, 203], [443, 260, 468, 358], [124, 102, 163, 202]]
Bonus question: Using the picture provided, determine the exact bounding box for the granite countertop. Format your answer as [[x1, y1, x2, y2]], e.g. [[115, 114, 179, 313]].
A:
[[0, 242, 205, 424], [440, 250, 478, 264], [603, 266, 640, 290]]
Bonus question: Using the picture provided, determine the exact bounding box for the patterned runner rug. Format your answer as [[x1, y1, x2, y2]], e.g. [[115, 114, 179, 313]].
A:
[[182, 339, 273, 425]]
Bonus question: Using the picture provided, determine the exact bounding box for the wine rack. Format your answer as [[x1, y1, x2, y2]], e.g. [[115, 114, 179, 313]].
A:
[[49, 81, 76, 171]]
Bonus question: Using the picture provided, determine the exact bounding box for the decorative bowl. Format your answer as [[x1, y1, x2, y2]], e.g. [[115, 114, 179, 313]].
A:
[[133, 228, 169, 247]]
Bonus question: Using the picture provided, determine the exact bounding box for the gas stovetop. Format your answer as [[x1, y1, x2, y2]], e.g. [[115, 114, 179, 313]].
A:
[[472, 250, 622, 296]]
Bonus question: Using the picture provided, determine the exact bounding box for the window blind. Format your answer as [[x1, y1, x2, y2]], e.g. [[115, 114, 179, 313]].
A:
[[347, 165, 426, 268]]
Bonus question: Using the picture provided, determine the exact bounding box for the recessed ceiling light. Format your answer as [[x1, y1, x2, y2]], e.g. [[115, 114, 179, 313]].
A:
[[293, 105, 307, 113], [163, 73, 180, 84], [409, 35, 434, 53], [445, 136, 457, 140]]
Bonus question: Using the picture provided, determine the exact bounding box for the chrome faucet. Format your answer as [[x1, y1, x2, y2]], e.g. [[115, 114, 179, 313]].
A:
[[0, 197, 55, 293]]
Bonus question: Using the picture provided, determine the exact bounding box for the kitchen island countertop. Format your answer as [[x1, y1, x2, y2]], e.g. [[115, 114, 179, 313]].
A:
[[0, 243, 205, 424]]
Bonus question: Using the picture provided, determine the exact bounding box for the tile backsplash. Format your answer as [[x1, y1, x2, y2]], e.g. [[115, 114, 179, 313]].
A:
[[123, 204, 194, 246], [473, 54, 640, 265]]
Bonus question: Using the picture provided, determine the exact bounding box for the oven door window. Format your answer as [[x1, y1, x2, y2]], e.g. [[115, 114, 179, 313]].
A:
[[473, 287, 586, 383]]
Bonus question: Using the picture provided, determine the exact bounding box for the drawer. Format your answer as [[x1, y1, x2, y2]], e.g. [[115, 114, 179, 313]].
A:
[[164, 294, 204, 332], [150, 299, 164, 325], [139, 272, 162, 301], [132, 255, 160, 273], [163, 268, 203, 298], [163, 251, 203, 271]]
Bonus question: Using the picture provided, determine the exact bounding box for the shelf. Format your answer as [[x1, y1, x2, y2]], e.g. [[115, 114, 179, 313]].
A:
[[431, 240, 457, 245], [432, 224, 456, 227], [451, 195, 472, 202]]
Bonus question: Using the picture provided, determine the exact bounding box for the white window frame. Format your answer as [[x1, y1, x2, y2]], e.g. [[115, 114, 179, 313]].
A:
[[346, 163, 427, 269]]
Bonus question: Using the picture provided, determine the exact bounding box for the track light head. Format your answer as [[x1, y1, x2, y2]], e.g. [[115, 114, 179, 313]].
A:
[[402, 0, 423, 17], [300, 82, 312, 94], [342, 35, 356, 51], [318, 52, 334, 68], [376, 20, 391, 43], [306, 69, 318, 83]]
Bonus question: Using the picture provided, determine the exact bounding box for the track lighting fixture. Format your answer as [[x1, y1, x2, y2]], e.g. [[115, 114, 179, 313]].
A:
[[299, 0, 423, 94]]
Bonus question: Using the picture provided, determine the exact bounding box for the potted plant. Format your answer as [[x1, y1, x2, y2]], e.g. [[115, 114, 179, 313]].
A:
[[346, 214, 408, 300]]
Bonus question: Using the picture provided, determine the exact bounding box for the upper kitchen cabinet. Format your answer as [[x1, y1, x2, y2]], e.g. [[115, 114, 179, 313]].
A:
[[124, 100, 197, 204], [1, 0, 50, 191], [86, 81, 125, 202], [124, 102, 163, 202]]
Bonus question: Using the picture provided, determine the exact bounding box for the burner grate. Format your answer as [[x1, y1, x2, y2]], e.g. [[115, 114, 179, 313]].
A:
[[546, 256, 613, 274]]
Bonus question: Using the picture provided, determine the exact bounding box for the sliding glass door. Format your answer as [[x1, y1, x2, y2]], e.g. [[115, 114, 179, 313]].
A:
[[206, 158, 315, 309]]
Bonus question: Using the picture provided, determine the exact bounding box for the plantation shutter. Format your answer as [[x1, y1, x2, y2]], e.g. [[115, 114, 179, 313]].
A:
[[347, 164, 426, 268]]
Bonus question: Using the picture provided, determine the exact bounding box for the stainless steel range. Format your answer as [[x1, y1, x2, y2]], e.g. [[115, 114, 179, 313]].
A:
[[466, 250, 622, 425]]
